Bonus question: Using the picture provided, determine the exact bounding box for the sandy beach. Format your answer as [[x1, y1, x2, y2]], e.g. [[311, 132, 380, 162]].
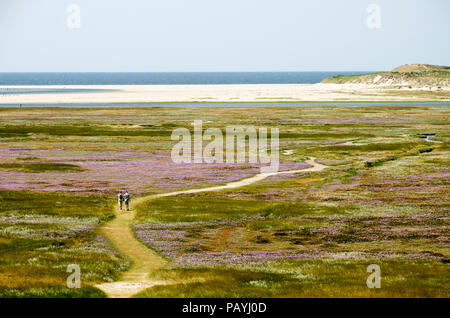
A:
[[1, 83, 448, 104]]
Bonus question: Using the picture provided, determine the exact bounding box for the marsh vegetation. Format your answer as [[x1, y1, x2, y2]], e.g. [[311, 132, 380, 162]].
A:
[[0, 106, 448, 297]]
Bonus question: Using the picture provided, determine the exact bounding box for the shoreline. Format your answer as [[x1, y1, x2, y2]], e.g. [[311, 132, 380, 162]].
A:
[[0, 83, 448, 103]]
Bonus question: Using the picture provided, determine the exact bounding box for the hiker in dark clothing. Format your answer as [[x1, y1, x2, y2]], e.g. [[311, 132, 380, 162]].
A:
[[124, 191, 130, 211], [117, 191, 124, 210]]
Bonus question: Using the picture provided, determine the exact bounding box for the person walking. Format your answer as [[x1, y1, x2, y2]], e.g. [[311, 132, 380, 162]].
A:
[[117, 191, 124, 211], [124, 191, 131, 211]]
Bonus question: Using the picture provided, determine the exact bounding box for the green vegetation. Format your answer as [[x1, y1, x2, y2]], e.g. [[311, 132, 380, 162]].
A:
[[16, 157, 40, 161], [136, 195, 354, 223], [0, 163, 83, 172], [0, 124, 175, 138], [137, 196, 272, 223], [136, 260, 449, 297], [0, 191, 114, 219], [364, 156, 397, 168], [0, 106, 448, 297], [0, 191, 129, 297]]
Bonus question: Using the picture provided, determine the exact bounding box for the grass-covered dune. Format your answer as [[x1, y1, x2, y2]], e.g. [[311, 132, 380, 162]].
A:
[[322, 64, 450, 87]]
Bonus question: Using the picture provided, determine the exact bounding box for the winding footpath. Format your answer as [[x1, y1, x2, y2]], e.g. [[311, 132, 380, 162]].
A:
[[95, 157, 327, 298]]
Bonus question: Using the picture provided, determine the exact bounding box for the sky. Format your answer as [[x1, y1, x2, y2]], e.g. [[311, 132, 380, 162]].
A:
[[0, 0, 449, 72]]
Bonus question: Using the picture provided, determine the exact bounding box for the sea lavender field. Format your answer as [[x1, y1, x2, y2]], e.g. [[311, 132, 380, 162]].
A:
[[0, 106, 448, 297]]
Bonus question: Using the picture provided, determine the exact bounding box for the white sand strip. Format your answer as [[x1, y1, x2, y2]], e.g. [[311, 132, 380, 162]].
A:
[[1, 83, 446, 104]]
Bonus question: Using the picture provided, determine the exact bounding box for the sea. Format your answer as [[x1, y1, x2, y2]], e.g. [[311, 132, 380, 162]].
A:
[[0, 72, 364, 86]]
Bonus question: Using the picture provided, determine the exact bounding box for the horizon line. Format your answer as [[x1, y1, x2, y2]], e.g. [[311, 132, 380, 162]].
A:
[[0, 70, 379, 73]]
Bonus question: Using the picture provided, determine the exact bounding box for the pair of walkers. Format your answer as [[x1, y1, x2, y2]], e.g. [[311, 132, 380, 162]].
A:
[[117, 191, 130, 211]]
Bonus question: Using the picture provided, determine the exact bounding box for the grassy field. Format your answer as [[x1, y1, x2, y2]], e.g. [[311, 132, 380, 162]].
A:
[[0, 191, 129, 297], [0, 106, 448, 297]]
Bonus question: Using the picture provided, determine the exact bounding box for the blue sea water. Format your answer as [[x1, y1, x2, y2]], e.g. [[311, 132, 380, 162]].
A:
[[0, 72, 367, 86], [0, 88, 116, 95]]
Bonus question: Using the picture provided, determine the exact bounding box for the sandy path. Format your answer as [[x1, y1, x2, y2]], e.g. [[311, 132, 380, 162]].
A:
[[95, 157, 326, 298]]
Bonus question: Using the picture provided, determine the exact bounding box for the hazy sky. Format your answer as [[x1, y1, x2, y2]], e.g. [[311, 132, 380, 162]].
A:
[[0, 0, 449, 72]]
